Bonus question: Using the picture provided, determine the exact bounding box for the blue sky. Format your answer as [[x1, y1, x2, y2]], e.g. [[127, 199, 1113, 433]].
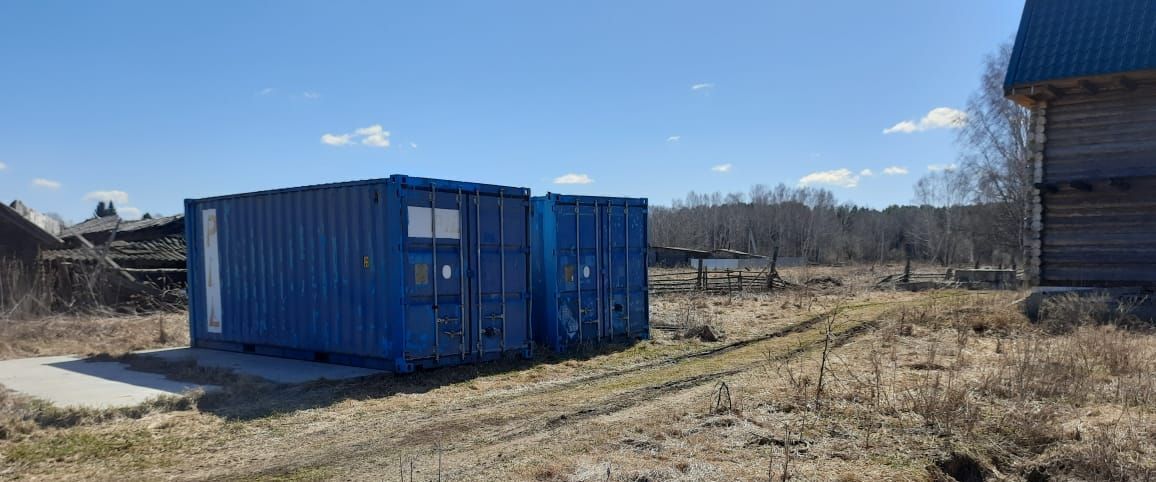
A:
[[0, 1, 1023, 222]]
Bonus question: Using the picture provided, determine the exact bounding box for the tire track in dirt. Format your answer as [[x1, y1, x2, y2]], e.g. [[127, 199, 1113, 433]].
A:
[[255, 298, 914, 479], [446, 295, 912, 412], [220, 291, 968, 479]]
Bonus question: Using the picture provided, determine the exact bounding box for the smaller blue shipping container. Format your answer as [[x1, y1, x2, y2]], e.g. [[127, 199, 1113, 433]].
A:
[[185, 175, 533, 372], [531, 194, 649, 352]]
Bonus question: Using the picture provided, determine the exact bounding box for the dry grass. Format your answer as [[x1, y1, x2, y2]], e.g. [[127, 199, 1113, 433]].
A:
[[0, 312, 188, 361], [0, 387, 196, 442], [523, 289, 1156, 481], [1, 267, 1155, 480]]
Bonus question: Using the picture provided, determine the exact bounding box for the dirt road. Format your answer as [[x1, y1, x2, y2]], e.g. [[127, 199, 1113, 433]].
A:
[[174, 294, 923, 481]]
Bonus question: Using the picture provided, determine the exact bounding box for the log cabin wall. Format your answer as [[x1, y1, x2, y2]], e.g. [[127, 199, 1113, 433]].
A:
[[1037, 84, 1156, 286]]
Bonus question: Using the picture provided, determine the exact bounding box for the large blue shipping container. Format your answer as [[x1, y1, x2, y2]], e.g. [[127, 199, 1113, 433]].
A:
[[185, 175, 533, 372], [531, 194, 649, 352]]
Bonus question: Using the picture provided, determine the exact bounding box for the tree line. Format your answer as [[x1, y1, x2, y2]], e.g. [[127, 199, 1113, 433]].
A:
[[649, 184, 1019, 267], [649, 44, 1030, 269]]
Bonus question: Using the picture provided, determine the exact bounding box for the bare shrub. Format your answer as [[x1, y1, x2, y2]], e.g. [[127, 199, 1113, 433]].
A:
[[981, 335, 1095, 403], [981, 324, 1156, 407], [900, 371, 979, 435], [0, 259, 55, 319], [981, 401, 1063, 456], [1039, 292, 1145, 334], [1033, 420, 1156, 481]]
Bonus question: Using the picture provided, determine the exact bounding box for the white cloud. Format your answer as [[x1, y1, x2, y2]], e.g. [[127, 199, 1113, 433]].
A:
[[117, 206, 142, 219], [82, 191, 144, 218], [691, 83, 714, 91], [410, 142, 418, 149], [711, 163, 732, 173], [927, 163, 958, 172], [83, 190, 129, 204], [882, 121, 919, 134], [361, 132, 390, 148], [883, 107, 967, 134], [799, 168, 859, 188], [882, 166, 909, 176], [553, 173, 594, 185], [322, 124, 391, 149], [257, 87, 275, 96], [352, 124, 391, 148], [667, 135, 681, 142], [0, 161, 6, 171], [302, 91, 320, 100], [860, 169, 874, 177], [354, 125, 384, 136], [32, 178, 61, 190], [321, 133, 352, 146]]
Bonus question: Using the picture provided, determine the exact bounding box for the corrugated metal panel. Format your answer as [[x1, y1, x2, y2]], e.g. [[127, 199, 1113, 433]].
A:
[[185, 176, 533, 372], [1005, 0, 1156, 89], [531, 194, 649, 352], [690, 257, 804, 270], [1040, 87, 1156, 286]]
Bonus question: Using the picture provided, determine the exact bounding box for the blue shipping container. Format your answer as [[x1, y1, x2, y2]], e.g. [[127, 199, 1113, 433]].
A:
[[185, 175, 533, 372], [531, 194, 649, 352]]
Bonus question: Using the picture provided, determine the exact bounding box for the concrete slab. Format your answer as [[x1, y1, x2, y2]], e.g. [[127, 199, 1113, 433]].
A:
[[0, 355, 210, 409], [137, 347, 384, 384], [0, 347, 384, 409]]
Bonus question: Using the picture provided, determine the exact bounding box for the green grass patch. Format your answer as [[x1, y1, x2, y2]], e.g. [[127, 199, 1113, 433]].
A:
[[4, 429, 150, 465]]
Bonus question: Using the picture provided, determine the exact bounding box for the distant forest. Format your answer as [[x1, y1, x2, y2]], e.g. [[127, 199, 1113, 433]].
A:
[[650, 44, 1030, 269], [649, 184, 1020, 267]]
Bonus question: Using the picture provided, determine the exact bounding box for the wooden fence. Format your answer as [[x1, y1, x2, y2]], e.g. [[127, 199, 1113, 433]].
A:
[[649, 268, 791, 294]]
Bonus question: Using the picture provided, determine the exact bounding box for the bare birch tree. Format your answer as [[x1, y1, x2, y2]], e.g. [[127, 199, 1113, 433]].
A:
[[957, 43, 1032, 261]]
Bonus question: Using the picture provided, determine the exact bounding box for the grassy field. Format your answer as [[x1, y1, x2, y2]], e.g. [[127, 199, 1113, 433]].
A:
[[1, 267, 1154, 481]]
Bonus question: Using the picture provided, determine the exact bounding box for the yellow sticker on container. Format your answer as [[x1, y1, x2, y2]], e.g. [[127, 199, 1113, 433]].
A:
[[363, 256, 371, 269], [415, 263, 430, 285]]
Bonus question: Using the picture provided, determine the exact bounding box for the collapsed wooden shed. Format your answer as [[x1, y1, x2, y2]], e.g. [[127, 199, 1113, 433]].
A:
[[46, 214, 187, 287], [1005, 0, 1156, 288], [0, 201, 63, 264]]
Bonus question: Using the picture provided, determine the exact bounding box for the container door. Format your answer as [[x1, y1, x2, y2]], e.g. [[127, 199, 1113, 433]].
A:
[[554, 201, 601, 346], [605, 201, 646, 339], [471, 189, 531, 356], [625, 202, 649, 338], [403, 188, 470, 362]]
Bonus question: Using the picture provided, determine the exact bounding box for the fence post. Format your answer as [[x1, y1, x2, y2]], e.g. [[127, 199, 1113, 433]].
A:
[[696, 261, 705, 291], [738, 271, 744, 291], [765, 245, 780, 290], [903, 244, 912, 283]]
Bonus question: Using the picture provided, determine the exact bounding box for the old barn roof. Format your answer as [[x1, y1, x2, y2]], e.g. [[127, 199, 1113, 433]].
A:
[[42, 235, 186, 264], [1005, 0, 1156, 90], [62, 214, 183, 238]]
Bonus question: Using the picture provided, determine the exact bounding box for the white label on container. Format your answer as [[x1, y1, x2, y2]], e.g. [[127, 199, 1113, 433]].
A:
[[202, 209, 223, 334], [407, 206, 460, 239]]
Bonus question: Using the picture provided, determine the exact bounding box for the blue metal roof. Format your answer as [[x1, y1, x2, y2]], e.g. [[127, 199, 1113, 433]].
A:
[[1005, 0, 1156, 89]]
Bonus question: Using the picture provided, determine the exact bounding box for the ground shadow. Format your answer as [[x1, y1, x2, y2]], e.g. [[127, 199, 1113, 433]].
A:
[[86, 341, 645, 421], [45, 357, 210, 395]]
